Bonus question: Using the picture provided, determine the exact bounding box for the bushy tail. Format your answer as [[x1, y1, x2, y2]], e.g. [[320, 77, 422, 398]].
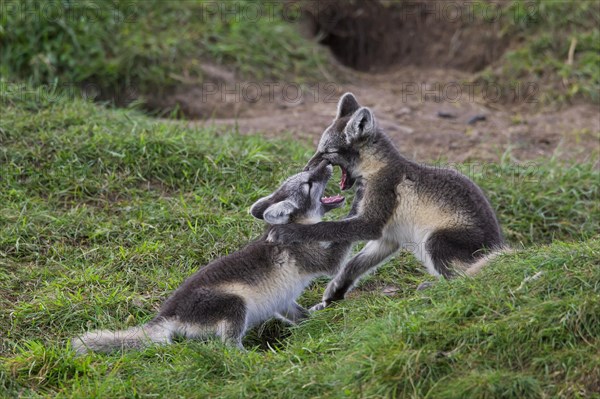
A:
[[464, 246, 513, 277], [72, 319, 174, 355]]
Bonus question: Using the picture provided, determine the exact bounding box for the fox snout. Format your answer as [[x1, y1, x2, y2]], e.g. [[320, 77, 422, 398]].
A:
[[304, 154, 327, 172], [307, 159, 332, 183]]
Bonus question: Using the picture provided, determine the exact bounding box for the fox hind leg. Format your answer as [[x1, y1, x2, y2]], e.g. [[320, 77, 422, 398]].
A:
[[216, 318, 247, 350], [277, 302, 309, 324], [423, 229, 504, 289]]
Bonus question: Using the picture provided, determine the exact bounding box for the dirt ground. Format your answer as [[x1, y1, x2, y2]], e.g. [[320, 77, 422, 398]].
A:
[[186, 66, 599, 165]]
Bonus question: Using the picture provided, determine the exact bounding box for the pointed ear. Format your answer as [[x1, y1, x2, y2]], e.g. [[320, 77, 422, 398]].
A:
[[249, 194, 274, 220], [262, 200, 297, 225], [336, 92, 360, 119], [345, 107, 376, 143]]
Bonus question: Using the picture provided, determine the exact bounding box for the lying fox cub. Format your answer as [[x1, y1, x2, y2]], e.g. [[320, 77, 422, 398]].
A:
[[73, 161, 350, 353]]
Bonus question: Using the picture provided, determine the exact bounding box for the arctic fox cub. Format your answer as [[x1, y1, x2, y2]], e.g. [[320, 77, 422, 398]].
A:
[[73, 161, 351, 353], [270, 93, 506, 308]]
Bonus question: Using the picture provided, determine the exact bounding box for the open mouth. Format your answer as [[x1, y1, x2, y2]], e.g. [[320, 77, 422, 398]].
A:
[[320, 194, 345, 205], [339, 167, 356, 191], [320, 193, 345, 211]]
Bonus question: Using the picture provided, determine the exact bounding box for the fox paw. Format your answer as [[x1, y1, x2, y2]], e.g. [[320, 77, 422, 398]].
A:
[[309, 302, 327, 312]]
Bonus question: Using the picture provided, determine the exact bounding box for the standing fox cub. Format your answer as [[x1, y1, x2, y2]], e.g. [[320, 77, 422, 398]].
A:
[[270, 93, 505, 309], [73, 161, 351, 353]]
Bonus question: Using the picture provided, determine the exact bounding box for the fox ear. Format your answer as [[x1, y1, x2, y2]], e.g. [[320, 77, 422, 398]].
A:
[[249, 195, 274, 220], [336, 92, 360, 119], [262, 200, 297, 225], [345, 107, 376, 143]]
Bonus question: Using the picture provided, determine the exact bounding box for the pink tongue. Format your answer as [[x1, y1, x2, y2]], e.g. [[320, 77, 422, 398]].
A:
[[321, 195, 344, 204], [340, 168, 347, 190]]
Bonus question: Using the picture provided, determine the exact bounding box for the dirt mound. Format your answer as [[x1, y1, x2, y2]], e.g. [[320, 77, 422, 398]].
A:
[[143, 0, 517, 118], [146, 1, 599, 167], [301, 0, 509, 72]]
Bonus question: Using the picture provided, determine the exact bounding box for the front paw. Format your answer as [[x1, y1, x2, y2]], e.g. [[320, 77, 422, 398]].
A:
[[309, 302, 327, 312], [323, 279, 348, 303], [267, 225, 301, 244]]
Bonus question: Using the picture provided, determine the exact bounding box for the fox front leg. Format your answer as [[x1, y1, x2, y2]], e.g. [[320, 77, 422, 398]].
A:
[[312, 238, 400, 310], [268, 217, 384, 244]]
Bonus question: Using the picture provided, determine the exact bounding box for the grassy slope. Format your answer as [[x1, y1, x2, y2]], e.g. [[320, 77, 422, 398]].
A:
[[478, 0, 600, 104], [1, 97, 598, 398], [2, 0, 597, 107], [0, 0, 327, 100], [1, 1, 599, 397]]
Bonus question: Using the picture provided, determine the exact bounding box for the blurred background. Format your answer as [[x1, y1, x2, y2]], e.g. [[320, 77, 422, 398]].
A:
[[1, 0, 598, 162]]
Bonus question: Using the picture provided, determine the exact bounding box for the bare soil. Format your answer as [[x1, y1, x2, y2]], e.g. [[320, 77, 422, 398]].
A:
[[300, 0, 510, 72], [159, 1, 599, 165], [187, 66, 599, 165]]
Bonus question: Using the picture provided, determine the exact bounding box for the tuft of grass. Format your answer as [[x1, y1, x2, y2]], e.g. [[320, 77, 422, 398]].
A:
[[451, 158, 599, 245], [477, 0, 600, 104], [0, 0, 328, 104], [1, 94, 598, 398]]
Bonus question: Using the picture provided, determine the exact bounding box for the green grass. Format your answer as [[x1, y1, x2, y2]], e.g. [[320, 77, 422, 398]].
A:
[[1, 93, 599, 398], [2, 2, 598, 396], [2, 0, 597, 109], [478, 0, 600, 104], [0, 0, 328, 104]]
